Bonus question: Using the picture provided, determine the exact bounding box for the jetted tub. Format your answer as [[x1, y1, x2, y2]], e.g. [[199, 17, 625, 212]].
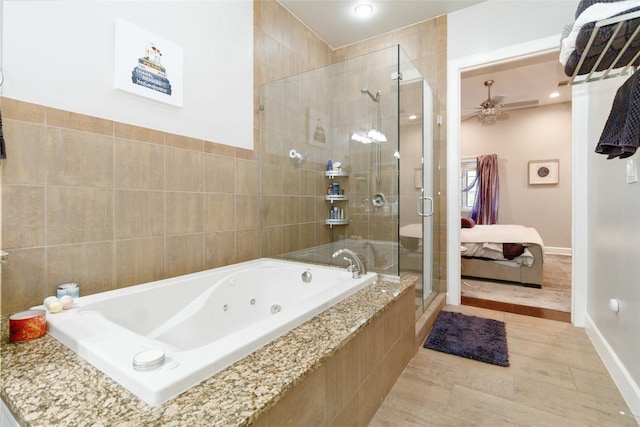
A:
[[42, 258, 377, 405]]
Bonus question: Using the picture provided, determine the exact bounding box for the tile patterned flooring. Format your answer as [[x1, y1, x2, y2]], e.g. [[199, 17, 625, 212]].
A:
[[370, 305, 636, 426]]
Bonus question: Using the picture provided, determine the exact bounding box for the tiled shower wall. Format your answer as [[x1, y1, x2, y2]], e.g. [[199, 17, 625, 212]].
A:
[[0, 97, 259, 314]]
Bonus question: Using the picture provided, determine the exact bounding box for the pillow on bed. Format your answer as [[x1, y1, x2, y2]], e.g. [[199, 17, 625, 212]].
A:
[[503, 243, 525, 260], [461, 217, 475, 228]]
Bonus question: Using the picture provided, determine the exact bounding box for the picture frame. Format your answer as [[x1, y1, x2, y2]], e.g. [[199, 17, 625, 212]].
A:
[[528, 159, 559, 185], [114, 18, 184, 107], [307, 107, 329, 148]]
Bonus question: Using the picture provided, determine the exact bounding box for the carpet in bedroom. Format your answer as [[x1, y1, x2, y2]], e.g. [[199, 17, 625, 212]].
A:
[[461, 254, 571, 313]]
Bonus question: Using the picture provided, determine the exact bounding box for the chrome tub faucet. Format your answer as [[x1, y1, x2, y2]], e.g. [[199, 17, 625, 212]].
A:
[[332, 248, 367, 279]]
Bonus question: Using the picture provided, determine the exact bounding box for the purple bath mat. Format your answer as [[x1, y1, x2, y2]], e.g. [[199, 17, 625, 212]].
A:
[[423, 311, 509, 367]]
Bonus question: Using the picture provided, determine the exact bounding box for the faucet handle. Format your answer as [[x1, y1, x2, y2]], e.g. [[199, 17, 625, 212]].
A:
[[343, 257, 355, 272]]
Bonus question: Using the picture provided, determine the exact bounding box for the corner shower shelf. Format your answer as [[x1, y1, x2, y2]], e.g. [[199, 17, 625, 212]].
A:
[[325, 170, 349, 178], [325, 195, 348, 203], [325, 219, 349, 227]]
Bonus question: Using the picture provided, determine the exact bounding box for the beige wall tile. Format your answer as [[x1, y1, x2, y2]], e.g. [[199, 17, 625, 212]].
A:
[[114, 138, 165, 190], [298, 223, 316, 249], [115, 190, 165, 239], [204, 140, 236, 157], [283, 196, 300, 225], [166, 147, 203, 192], [2, 119, 46, 185], [359, 361, 385, 427], [1, 248, 46, 314], [166, 192, 203, 235], [282, 224, 300, 253], [235, 194, 259, 229], [1, 97, 45, 123], [205, 193, 235, 231], [261, 226, 283, 258], [260, 195, 284, 227], [46, 108, 113, 136], [115, 237, 165, 288], [360, 314, 385, 382], [299, 196, 316, 223], [328, 393, 359, 427], [47, 242, 114, 296], [205, 231, 236, 269], [3, 185, 45, 249], [236, 159, 258, 194], [114, 122, 164, 144], [325, 338, 361, 422], [260, 163, 283, 196], [204, 154, 236, 193], [165, 133, 203, 151], [47, 128, 113, 187], [266, 365, 326, 426], [236, 228, 260, 262], [47, 187, 113, 245], [166, 234, 205, 278], [382, 327, 415, 396]]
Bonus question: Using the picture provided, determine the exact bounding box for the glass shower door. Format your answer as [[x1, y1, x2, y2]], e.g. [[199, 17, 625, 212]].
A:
[[398, 49, 438, 317]]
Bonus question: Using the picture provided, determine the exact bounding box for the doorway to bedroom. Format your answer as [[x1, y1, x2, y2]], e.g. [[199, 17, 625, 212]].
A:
[[458, 51, 573, 322]]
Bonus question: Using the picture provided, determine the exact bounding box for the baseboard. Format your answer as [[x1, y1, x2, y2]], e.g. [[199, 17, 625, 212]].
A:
[[545, 246, 572, 256], [584, 314, 640, 425]]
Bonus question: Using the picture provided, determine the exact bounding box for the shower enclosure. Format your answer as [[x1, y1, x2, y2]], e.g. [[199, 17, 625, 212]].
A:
[[259, 45, 440, 317]]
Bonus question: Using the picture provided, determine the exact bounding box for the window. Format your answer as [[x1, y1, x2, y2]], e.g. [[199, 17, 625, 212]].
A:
[[460, 159, 477, 212]]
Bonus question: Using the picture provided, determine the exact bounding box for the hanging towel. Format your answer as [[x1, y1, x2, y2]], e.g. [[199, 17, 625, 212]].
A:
[[596, 71, 640, 159], [0, 107, 5, 159]]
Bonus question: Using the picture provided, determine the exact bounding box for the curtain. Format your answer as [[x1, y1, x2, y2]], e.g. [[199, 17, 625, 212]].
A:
[[470, 154, 499, 224], [0, 107, 5, 159]]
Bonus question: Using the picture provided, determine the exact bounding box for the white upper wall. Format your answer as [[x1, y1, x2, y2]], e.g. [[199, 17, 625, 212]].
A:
[[448, 0, 577, 60], [1, 0, 253, 150]]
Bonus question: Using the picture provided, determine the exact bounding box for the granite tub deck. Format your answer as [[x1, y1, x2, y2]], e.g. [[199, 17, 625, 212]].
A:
[[1, 275, 417, 426]]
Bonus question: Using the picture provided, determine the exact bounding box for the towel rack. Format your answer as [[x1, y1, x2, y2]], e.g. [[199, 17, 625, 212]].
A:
[[570, 9, 640, 85]]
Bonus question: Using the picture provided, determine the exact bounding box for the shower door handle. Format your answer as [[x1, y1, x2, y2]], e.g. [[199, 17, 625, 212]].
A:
[[417, 196, 434, 217]]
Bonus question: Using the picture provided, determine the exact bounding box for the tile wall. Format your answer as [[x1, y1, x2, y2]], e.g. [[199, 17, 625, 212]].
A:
[[0, 97, 259, 314]]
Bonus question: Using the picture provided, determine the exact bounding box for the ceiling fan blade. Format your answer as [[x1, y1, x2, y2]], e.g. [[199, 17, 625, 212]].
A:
[[461, 113, 477, 122], [502, 100, 539, 110], [490, 95, 505, 105]]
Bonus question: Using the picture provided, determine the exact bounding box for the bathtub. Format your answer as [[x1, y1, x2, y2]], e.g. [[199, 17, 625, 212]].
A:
[[41, 258, 377, 406]]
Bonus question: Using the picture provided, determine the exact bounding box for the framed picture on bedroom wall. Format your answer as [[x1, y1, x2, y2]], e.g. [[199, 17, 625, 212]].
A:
[[528, 159, 559, 185]]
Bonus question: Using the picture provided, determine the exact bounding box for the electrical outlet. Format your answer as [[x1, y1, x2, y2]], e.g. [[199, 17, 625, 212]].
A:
[[626, 158, 638, 184]]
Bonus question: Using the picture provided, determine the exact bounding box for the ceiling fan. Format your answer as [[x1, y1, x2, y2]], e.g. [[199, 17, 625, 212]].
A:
[[463, 80, 539, 125]]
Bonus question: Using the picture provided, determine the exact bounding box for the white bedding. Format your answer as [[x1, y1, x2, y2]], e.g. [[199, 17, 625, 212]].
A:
[[462, 242, 534, 267], [460, 224, 545, 267]]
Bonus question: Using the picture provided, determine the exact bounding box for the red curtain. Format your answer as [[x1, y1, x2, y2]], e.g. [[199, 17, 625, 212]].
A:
[[471, 154, 499, 224]]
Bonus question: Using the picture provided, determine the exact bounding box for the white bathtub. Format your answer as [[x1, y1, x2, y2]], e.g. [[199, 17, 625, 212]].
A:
[[42, 258, 377, 406]]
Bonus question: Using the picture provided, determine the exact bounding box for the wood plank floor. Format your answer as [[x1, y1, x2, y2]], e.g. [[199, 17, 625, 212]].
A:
[[370, 305, 636, 426], [461, 254, 572, 322]]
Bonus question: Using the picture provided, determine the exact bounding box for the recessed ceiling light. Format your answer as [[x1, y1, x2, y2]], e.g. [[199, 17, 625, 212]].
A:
[[354, 3, 373, 18], [409, 115, 417, 120], [549, 92, 560, 98]]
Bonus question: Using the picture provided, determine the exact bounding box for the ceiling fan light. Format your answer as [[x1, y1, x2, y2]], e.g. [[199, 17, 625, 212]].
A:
[[477, 107, 498, 125]]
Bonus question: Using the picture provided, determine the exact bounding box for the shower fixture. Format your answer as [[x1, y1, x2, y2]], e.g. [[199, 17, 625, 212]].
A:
[[288, 148, 306, 164], [361, 88, 380, 102], [351, 88, 387, 144]]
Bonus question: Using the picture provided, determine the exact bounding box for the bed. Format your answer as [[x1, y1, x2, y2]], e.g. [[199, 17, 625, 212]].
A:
[[461, 224, 545, 288]]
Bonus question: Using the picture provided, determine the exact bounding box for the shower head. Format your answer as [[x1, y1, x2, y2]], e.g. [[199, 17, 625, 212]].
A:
[[361, 88, 381, 102]]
